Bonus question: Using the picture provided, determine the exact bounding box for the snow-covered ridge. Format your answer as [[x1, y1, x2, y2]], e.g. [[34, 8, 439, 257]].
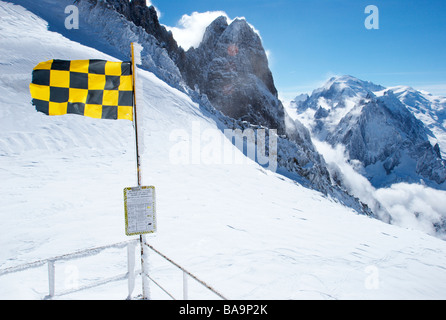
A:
[[10, 0, 184, 90], [387, 85, 446, 159]]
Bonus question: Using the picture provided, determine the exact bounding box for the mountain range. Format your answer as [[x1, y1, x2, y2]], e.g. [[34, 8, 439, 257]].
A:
[[289, 75, 446, 190]]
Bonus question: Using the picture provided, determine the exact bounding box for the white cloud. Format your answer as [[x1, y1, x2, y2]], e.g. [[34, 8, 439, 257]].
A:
[[166, 11, 230, 50], [375, 183, 446, 237], [265, 49, 272, 61], [313, 139, 446, 239]]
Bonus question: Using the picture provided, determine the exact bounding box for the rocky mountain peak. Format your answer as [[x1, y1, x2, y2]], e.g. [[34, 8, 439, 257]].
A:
[[221, 18, 261, 47], [183, 16, 281, 132], [313, 75, 384, 100], [201, 16, 228, 48]]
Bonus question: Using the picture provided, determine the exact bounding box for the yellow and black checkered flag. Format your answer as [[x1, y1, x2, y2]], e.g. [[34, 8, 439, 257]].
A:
[[30, 59, 134, 121]]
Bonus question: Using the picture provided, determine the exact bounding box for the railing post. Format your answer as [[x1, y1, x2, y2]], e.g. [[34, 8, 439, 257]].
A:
[[48, 260, 55, 299], [183, 271, 188, 300], [127, 241, 136, 300], [140, 236, 150, 300]]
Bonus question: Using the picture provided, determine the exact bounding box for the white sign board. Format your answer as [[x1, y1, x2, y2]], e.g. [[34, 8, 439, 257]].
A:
[[124, 186, 157, 236]]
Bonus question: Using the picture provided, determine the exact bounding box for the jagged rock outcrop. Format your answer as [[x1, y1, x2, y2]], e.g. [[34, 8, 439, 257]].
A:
[[181, 17, 287, 135], [101, 0, 184, 63], [72, 0, 183, 87]]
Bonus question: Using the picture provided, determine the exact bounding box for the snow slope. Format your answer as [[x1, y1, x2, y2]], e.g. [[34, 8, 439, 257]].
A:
[[1, 1, 446, 300]]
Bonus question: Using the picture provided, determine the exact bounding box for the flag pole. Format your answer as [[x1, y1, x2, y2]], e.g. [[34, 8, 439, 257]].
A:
[[131, 42, 150, 300], [131, 43, 142, 187]]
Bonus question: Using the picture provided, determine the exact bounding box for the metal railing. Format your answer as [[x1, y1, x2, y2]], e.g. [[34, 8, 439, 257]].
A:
[[143, 241, 227, 300], [0, 240, 227, 300]]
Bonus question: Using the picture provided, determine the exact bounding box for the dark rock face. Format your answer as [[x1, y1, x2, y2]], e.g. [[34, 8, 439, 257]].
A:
[[90, 0, 185, 63], [182, 17, 286, 134]]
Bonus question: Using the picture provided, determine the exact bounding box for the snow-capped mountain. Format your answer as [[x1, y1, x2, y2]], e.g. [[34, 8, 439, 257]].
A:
[[292, 75, 446, 190], [389, 85, 446, 159], [291, 75, 385, 139]]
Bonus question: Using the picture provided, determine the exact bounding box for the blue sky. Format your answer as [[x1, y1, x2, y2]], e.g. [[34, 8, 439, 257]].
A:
[[150, 0, 446, 101]]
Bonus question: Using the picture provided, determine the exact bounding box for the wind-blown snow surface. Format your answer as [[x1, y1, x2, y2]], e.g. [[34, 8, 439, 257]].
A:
[[1, 2, 446, 300]]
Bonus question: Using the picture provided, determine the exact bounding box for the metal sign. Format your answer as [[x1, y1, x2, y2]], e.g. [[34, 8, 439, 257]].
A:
[[124, 186, 157, 236]]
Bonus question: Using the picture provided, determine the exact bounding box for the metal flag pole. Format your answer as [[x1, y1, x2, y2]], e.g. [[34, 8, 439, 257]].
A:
[[131, 42, 150, 300], [131, 42, 142, 187]]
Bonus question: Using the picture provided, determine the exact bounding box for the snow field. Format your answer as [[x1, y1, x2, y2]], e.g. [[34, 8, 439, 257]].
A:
[[1, 1, 446, 300]]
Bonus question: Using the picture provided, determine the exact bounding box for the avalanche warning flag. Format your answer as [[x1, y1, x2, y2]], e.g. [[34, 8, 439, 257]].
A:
[[30, 59, 134, 121]]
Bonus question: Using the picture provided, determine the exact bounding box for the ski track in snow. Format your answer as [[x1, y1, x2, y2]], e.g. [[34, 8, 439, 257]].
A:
[[0, 1, 446, 300]]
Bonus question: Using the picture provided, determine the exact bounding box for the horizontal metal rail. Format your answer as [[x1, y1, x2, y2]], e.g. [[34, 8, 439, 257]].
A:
[[51, 272, 131, 299], [0, 239, 227, 300], [0, 240, 137, 277], [0, 240, 139, 300]]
